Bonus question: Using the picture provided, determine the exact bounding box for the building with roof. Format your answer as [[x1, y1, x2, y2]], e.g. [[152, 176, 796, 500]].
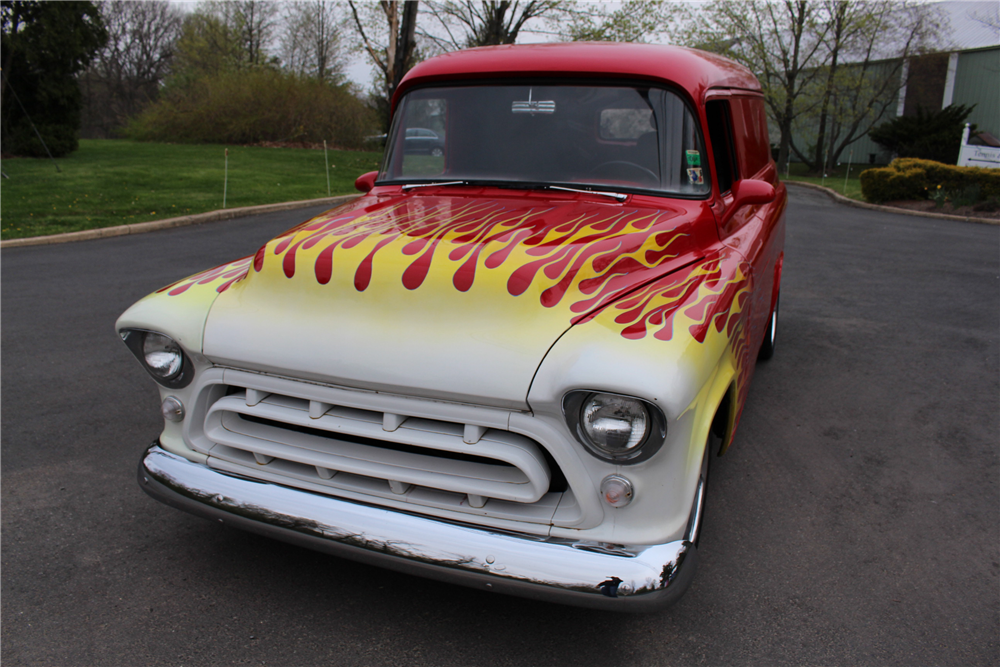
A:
[[788, 1, 999, 167]]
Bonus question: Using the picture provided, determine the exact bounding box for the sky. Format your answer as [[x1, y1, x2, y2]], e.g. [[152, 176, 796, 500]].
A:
[[168, 0, 999, 93], [340, 0, 1000, 92]]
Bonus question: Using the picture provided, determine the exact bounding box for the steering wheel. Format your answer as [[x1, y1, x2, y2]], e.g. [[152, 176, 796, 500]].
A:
[[589, 161, 658, 185]]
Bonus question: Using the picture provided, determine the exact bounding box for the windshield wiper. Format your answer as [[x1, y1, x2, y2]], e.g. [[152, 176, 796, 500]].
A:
[[543, 185, 628, 202], [399, 180, 628, 202], [401, 180, 467, 191], [490, 181, 628, 202]]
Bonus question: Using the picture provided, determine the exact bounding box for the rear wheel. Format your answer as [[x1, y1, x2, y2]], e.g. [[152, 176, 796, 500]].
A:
[[758, 293, 779, 360]]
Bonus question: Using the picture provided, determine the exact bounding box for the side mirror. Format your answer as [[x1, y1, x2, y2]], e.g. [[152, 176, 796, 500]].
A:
[[355, 171, 378, 193], [720, 179, 775, 227]]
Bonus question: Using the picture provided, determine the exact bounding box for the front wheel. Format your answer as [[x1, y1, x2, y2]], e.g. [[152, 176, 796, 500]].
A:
[[758, 293, 779, 360]]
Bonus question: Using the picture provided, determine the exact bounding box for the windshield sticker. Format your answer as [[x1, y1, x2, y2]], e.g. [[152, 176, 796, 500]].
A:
[[686, 150, 701, 167], [686, 168, 704, 185]]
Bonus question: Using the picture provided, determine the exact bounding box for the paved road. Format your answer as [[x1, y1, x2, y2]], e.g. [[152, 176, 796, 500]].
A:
[[3, 190, 997, 666]]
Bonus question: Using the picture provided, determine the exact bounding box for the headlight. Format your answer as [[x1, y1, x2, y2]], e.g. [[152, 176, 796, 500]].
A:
[[119, 329, 194, 389], [582, 394, 648, 454], [143, 333, 183, 380], [563, 391, 666, 463]]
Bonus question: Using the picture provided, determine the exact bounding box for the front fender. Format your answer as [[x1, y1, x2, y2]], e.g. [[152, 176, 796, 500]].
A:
[[527, 248, 752, 545], [115, 255, 253, 354], [115, 256, 253, 463]]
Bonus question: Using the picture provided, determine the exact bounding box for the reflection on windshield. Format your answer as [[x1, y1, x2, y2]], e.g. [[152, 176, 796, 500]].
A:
[[380, 84, 709, 197]]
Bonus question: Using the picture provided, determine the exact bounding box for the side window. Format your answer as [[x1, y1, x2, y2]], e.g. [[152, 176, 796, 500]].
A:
[[731, 97, 770, 177], [705, 100, 737, 194], [400, 97, 447, 177]]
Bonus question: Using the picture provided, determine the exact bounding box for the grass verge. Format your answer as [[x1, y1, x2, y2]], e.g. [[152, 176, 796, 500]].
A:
[[1, 139, 382, 240], [781, 162, 866, 201]]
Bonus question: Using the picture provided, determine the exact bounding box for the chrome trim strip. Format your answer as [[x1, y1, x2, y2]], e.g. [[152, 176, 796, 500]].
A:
[[140, 444, 697, 611]]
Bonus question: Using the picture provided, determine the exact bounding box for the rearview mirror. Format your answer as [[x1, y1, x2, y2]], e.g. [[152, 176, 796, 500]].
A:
[[512, 89, 555, 114]]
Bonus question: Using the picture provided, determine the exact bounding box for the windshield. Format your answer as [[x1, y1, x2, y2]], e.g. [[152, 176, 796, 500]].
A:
[[379, 84, 710, 197]]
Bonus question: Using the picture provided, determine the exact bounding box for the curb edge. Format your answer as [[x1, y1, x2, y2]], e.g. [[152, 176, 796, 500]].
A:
[[784, 180, 999, 226], [1, 194, 361, 249]]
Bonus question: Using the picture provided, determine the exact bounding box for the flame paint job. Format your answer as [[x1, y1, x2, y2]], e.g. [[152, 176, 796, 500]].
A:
[[183, 192, 719, 410], [605, 250, 753, 415], [152, 194, 754, 415], [207, 192, 711, 334], [601, 251, 750, 344], [157, 256, 253, 296]]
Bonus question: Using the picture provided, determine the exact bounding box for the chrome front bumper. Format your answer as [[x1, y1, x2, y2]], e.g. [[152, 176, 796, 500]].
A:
[[139, 443, 697, 611]]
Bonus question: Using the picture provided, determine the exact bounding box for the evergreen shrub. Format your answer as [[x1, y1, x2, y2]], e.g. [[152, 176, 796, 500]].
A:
[[860, 158, 1000, 204], [868, 105, 975, 165]]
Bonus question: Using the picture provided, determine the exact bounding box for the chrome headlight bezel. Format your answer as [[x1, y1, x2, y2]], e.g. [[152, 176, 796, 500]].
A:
[[119, 329, 195, 389], [562, 391, 667, 464]]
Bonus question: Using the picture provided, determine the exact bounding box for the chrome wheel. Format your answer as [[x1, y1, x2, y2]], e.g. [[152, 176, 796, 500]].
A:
[[684, 431, 717, 546], [758, 293, 779, 360]]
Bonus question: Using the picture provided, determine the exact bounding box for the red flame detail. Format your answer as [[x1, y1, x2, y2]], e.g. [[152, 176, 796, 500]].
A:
[[157, 256, 253, 296], [254, 200, 694, 307], [163, 199, 716, 341], [607, 252, 750, 344]]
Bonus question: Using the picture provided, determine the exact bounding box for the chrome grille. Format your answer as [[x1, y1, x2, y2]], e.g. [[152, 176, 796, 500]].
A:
[[185, 369, 567, 526]]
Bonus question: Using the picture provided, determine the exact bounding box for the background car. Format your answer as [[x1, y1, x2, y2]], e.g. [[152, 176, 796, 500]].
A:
[[403, 127, 445, 156]]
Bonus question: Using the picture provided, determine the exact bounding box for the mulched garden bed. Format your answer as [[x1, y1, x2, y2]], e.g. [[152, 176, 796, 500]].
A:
[[881, 199, 1000, 220]]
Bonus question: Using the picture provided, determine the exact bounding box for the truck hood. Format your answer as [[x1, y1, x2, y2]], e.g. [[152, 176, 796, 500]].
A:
[[201, 191, 709, 409]]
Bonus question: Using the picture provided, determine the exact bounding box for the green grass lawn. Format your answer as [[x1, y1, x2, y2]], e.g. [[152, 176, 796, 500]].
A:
[[781, 162, 866, 201], [2, 140, 881, 241], [1, 139, 383, 240]]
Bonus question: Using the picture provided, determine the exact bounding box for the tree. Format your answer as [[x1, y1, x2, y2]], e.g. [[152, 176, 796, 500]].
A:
[[212, 0, 279, 68], [793, 0, 943, 173], [563, 0, 680, 43], [280, 1, 346, 83], [171, 11, 242, 81], [422, 0, 561, 49], [347, 0, 419, 131], [868, 104, 975, 165], [692, 0, 831, 170], [689, 0, 944, 173], [173, 1, 278, 77], [1, 0, 107, 157], [81, 0, 182, 137], [347, 0, 419, 102]]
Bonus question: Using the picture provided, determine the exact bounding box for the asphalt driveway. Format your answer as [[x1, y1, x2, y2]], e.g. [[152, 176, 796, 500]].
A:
[[2, 189, 997, 666]]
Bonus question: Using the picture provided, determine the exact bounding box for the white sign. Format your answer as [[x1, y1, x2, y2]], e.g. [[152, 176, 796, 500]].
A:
[[958, 124, 1000, 169]]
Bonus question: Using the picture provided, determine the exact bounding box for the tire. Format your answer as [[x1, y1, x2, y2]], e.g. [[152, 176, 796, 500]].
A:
[[758, 292, 779, 360], [430, 147, 444, 157]]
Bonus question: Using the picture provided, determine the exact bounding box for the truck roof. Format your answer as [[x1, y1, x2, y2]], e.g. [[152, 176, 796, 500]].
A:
[[394, 42, 761, 109]]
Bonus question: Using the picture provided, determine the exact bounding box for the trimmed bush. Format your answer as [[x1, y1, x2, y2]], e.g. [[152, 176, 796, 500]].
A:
[[860, 158, 1000, 204], [126, 69, 376, 148]]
